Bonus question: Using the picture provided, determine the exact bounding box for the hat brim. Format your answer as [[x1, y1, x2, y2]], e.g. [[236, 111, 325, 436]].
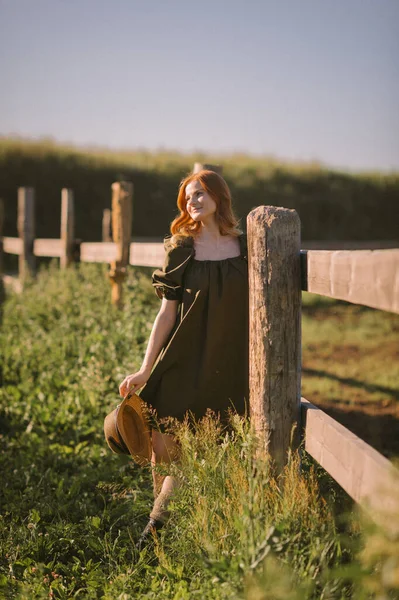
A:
[[104, 407, 129, 455], [104, 394, 152, 466]]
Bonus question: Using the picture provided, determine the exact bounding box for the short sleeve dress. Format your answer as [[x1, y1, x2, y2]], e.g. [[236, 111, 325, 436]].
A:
[[139, 233, 249, 432]]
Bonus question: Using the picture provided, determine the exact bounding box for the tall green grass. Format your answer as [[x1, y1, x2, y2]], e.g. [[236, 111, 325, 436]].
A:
[[0, 263, 398, 598]]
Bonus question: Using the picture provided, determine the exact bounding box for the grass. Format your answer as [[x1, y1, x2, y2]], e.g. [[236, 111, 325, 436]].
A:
[[0, 262, 398, 598], [301, 292, 399, 459]]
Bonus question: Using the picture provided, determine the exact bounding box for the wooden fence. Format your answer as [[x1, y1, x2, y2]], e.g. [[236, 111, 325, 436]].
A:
[[1, 178, 399, 530], [247, 206, 399, 531], [0, 183, 165, 306]]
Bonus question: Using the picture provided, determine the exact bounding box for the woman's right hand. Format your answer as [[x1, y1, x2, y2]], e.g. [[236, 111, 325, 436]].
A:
[[119, 369, 150, 399]]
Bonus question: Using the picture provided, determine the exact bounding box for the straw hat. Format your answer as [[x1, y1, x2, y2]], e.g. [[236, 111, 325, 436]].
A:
[[104, 393, 152, 466]]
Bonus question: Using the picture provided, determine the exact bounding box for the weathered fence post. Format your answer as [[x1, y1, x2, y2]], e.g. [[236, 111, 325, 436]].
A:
[[193, 162, 223, 175], [109, 181, 133, 309], [17, 187, 35, 285], [102, 208, 112, 242], [60, 188, 75, 269], [247, 206, 301, 472]]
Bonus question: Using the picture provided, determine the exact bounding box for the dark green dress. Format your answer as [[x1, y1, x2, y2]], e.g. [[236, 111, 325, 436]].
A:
[[139, 233, 249, 432]]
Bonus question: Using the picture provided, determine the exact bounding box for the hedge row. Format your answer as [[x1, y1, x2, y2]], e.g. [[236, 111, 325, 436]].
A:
[[1, 138, 398, 242]]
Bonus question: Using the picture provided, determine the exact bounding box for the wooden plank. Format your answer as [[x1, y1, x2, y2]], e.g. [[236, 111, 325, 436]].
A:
[[247, 206, 301, 471], [80, 242, 118, 263], [301, 398, 399, 529], [18, 187, 35, 281], [129, 242, 164, 267], [60, 188, 75, 268], [80, 241, 164, 265], [3, 237, 23, 254], [301, 249, 399, 314], [34, 238, 63, 257]]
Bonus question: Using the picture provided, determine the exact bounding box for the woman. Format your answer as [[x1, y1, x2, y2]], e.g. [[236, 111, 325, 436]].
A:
[[119, 169, 249, 549]]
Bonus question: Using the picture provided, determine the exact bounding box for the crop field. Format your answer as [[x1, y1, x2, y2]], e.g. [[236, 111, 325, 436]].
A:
[[0, 262, 398, 599], [1, 137, 399, 244]]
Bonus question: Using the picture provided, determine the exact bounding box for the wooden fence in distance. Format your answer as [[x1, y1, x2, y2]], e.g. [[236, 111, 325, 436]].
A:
[[1, 179, 399, 530], [0, 183, 166, 306], [0, 162, 225, 304]]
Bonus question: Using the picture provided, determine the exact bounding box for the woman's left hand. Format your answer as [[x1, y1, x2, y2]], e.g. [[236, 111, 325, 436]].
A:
[[119, 369, 150, 399]]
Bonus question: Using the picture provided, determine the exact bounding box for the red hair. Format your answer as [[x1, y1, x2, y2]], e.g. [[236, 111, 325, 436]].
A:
[[170, 170, 241, 241]]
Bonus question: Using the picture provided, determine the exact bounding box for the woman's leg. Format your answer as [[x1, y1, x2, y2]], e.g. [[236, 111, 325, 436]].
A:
[[150, 430, 180, 523], [151, 430, 180, 496]]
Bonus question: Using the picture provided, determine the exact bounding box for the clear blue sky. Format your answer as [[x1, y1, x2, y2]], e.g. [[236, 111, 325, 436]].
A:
[[1, 0, 398, 172]]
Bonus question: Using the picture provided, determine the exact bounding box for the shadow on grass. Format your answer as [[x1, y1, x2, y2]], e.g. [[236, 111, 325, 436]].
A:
[[302, 367, 399, 401], [301, 296, 380, 316], [0, 417, 154, 564]]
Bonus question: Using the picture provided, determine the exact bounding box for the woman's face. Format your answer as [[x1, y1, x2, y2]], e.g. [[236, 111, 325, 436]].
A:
[[185, 180, 217, 223]]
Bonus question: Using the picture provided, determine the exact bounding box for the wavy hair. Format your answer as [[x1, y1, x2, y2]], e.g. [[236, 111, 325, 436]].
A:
[[170, 170, 241, 243]]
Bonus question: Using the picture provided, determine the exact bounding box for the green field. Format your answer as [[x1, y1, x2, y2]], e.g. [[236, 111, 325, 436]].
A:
[[0, 263, 398, 599], [1, 137, 399, 245], [301, 294, 399, 459]]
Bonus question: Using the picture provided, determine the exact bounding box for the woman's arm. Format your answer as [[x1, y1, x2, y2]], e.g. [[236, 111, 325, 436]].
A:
[[140, 298, 178, 375], [119, 298, 178, 398]]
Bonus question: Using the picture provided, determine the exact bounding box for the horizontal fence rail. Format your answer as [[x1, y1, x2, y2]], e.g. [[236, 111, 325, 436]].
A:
[[301, 249, 399, 314], [79, 241, 165, 267], [301, 398, 399, 529], [80, 242, 119, 263], [34, 238, 64, 258], [3, 236, 23, 254], [4, 238, 399, 314]]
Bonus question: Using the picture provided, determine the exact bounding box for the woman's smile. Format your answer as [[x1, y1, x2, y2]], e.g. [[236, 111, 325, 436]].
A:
[[185, 180, 217, 223]]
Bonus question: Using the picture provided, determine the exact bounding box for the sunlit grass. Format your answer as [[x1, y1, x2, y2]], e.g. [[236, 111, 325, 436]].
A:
[[0, 265, 398, 598], [301, 292, 399, 417]]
